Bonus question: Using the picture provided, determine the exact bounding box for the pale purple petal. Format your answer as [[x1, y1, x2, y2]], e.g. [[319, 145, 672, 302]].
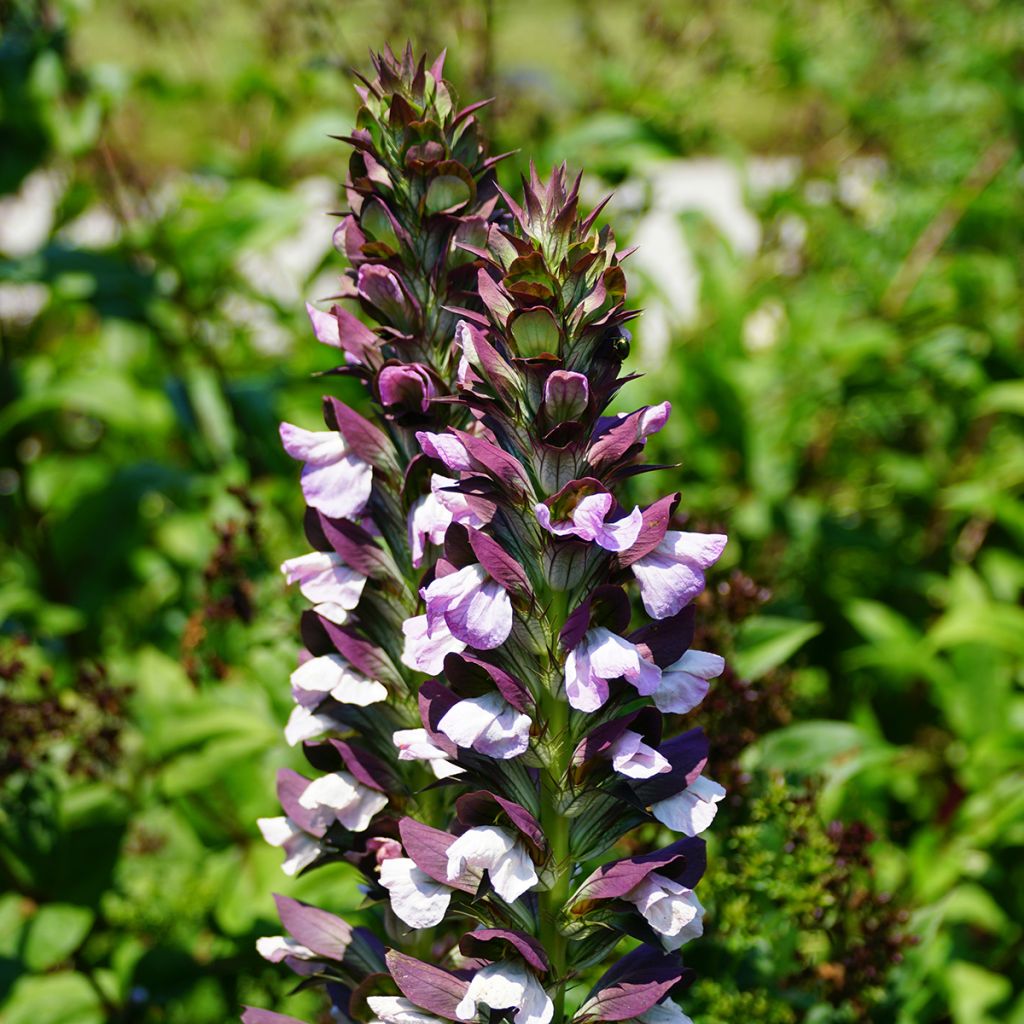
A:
[[568, 493, 616, 538], [565, 628, 663, 711], [445, 825, 538, 902], [582, 628, 640, 679], [423, 564, 513, 650], [449, 579, 513, 648], [393, 728, 450, 762], [305, 302, 341, 348], [256, 935, 318, 963], [650, 775, 726, 836], [257, 816, 320, 876], [279, 422, 347, 463], [280, 422, 374, 520], [632, 531, 728, 620], [627, 655, 663, 697], [534, 502, 576, 538], [416, 431, 474, 472], [281, 551, 366, 608], [367, 997, 449, 1024], [666, 530, 729, 569], [423, 564, 486, 635], [401, 614, 467, 675], [432, 474, 486, 528], [456, 963, 552, 1024], [311, 601, 351, 625], [595, 506, 644, 552], [638, 401, 671, 439], [535, 493, 643, 552], [408, 492, 452, 568], [608, 730, 671, 779], [624, 872, 704, 951], [299, 455, 374, 521], [653, 650, 724, 714], [564, 645, 609, 712]]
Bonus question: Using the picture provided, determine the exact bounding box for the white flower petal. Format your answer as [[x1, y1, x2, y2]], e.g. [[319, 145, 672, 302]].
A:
[[650, 775, 726, 836], [379, 857, 452, 929], [284, 704, 334, 746], [299, 771, 388, 832], [291, 654, 387, 705], [256, 935, 317, 962], [368, 997, 447, 1024]]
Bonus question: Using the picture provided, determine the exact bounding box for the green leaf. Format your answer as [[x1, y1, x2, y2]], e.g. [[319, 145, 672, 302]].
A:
[[732, 616, 822, 679], [3, 972, 103, 1024], [846, 600, 921, 645], [740, 720, 884, 775], [23, 904, 95, 971], [948, 961, 1012, 1023], [941, 883, 1010, 934], [976, 380, 1024, 417], [159, 731, 276, 796], [927, 603, 1024, 656], [0, 894, 28, 958]]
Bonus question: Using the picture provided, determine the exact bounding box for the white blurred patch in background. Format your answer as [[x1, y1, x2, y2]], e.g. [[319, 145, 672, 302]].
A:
[[619, 157, 799, 364]]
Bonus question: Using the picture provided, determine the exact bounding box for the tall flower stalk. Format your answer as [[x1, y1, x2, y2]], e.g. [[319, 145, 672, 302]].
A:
[[248, 46, 727, 1024]]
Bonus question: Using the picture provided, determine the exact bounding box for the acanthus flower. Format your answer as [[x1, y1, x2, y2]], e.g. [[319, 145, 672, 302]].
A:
[[456, 961, 553, 1024], [631, 531, 728, 620], [607, 729, 672, 779], [279, 422, 373, 521], [624, 872, 705, 951], [256, 815, 319, 876], [422, 563, 513, 651], [392, 727, 464, 778], [290, 653, 387, 706], [379, 856, 452, 928], [408, 474, 490, 568], [650, 774, 727, 837], [445, 825, 539, 902], [253, 49, 732, 1024], [437, 690, 532, 760], [367, 997, 448, 1024], [297, 771, 388, 832], [283, 704, 335, 747], [652, 650, 725, 714], [281, 550, 366, 624], [401, 613, 466, 674], [535, 479, 643, 553], [565, 627, 661, 712]]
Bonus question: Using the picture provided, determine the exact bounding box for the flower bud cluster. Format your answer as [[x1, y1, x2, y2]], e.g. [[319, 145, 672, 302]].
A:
[[247, 46, 728, 1024]]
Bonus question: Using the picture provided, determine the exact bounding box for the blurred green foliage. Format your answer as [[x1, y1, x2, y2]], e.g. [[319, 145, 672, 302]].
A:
[[1, 0, 1022, 1022]]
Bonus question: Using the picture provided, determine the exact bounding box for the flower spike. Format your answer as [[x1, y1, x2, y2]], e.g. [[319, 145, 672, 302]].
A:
[[251, 47, 728, 1024]]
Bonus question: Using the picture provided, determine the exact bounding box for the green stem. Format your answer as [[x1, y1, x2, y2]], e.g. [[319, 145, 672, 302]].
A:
[[539, 591, 572, 1024]]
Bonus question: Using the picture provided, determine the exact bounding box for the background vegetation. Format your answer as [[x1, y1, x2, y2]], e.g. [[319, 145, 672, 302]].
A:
[[1, 1, 1022, 1022]]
